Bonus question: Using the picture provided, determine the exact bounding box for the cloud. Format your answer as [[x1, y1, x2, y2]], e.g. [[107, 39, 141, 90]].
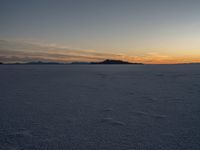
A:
[[0, 39, 123, 63], [0, 39, 200, 64]]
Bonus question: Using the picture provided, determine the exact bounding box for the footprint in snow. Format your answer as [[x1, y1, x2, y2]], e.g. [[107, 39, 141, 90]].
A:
[[101, 117, 126, 126], [132, 111, 166, 120], [132, 111, 148, 116], [151, 114, 166, 119]]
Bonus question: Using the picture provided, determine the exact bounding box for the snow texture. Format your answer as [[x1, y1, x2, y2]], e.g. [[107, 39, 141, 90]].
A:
[[0, 64, 200, 150]]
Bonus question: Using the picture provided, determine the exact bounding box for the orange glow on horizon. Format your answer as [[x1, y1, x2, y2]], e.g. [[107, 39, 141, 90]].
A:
[[113, 53, 200, 64]]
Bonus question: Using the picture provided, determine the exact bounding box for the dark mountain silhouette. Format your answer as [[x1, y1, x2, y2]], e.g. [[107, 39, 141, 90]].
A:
[[91, 59, 143, 65]]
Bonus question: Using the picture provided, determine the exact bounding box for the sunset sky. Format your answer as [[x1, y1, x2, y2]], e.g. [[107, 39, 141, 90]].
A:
[[1, 0, 200, 64]]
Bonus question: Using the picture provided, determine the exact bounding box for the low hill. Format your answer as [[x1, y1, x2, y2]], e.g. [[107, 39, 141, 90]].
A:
[[91, 59, 143, 65]]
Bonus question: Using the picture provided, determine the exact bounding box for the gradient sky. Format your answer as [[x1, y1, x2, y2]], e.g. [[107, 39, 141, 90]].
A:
[[1, 0, 200, 63]]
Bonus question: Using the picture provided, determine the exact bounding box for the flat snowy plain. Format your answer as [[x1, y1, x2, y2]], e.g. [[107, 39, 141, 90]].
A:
[[0, 64, 200, 150]]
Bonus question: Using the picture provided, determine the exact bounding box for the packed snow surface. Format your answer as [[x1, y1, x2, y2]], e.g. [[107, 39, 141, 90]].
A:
[[0, 64, 200, 150]]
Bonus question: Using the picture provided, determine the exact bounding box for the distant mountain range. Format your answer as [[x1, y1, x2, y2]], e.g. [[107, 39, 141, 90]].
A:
[[0, 59, 143, 65], [0, 61, 65, 65], [1, 60, 200, 65]]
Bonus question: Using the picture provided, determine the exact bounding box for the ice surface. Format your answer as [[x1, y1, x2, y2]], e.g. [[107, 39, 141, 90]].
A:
[[0, 64, 200, 150]]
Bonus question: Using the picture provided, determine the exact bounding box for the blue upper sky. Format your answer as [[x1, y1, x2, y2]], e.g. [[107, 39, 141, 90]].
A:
[[1, 0, 200, 63]]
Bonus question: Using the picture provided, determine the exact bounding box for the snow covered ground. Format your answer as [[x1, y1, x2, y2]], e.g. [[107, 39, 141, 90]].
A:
[[0, 64, 200, 150]]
